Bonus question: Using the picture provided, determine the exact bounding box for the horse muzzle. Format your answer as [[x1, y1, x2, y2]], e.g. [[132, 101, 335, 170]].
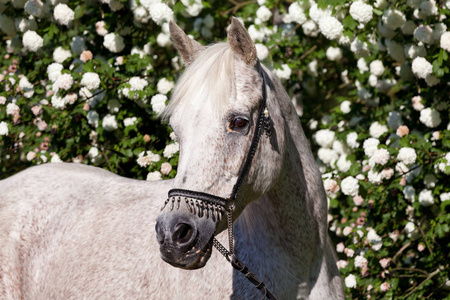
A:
[[155, 209, 216, 269]]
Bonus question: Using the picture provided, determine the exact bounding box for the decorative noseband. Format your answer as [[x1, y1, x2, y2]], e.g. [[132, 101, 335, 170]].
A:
[[161, 61, 278, 300]]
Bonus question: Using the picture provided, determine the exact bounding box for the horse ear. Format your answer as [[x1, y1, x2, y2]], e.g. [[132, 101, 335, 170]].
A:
[[169, 20, 204, 66], [227, 17, 257, 66]]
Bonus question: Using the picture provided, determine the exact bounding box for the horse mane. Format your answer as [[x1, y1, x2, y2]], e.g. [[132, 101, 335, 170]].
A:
[[162, 43, 235, 120]]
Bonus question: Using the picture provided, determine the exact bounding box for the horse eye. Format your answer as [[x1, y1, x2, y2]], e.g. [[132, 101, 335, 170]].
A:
[[233, 118, 248, 128]]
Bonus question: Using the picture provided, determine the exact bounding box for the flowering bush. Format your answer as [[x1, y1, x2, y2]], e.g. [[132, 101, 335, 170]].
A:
[[0, 0, 449, 298]]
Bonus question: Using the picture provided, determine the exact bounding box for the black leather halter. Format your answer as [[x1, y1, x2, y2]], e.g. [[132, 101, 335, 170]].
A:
[[162, 61, 277, 300]]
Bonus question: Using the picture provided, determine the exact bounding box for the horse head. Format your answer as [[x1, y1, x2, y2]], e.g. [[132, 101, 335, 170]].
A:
[[155, 18, 287, 270]]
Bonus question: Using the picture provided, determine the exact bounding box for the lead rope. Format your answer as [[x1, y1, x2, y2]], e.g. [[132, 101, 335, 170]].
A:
[[211, 65, 278, 300], [212, 207, 278, 300]]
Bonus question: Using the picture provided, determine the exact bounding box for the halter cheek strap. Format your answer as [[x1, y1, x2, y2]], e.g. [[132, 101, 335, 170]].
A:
[[162, 62, 278, 300]]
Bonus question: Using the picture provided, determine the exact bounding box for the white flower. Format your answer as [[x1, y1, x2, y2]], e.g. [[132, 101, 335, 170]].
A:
[[411, 57, 433, 79], [147, 2, 173, 24], [419, 108, 441, 128], [336, 259, 348, 269], [346, 132, 359, 149], [147, 171, 162, 181], [6, 103, 20, 116], [255, 43, 269, 60], [81, 72, 100, 90], [50, 153, 62, 163], [344, 274, 357, 288], [123, 117, 137, 127], [137, 150, 161, 167], [163, 142, 179, 159], [340, 100, 351, 114], [370, 148, 390, 166], [403, 185, 416, 201], [51, 95, 65, 109], [129, 76, 148, 91], [318, 16, 343, 40], [382, 8, 406, 30], [367, 229, 382, 243], [323, 178, 340, 198], [53, 73, 73, 91], [368, 169, 383, 184], [53, 4, 74, 26], [22, 30, 43, 52], [337, 155, 352, 172], [299, 20, 317, 38], [369, 60, 385, 77], [247, 25, 265, 42], [102, 114, 118, 131], [0, 121, 8, 135], [96, 21, 108, 36], [441, 32, 450, 52], [414, 25, 432, 44], [417, 0, 438, 19], [314, 129, 335, 148], [349, 1, 373, 24], [370, 74, 380, 88], [405, 221, 419, 239], [256, 6, 271, 22], [53, 46, 72, 63], [157, 32, 171, 47], [354, 255, 368, 268], [47, 63, 64, 82], [326, 46, 343, 61], [387, 111, 403, 130], [309, 3, 332, 23], [87, 110, 99, 127], [318, 148, 339, 166], [151, 94, 167, 115], [369, 122, 389, 138], [440, 192, 450, 202], [273, 64, 291, 80], [357, 58, 368, 73], [288, 2, 307, 24], [397, 147, 417, 165], [19, 76, 33, 92], [363, 138, 380, 157], [157, 78, 174, 95], [341, 176, 359, 196], [418, 189, 434, 206], [103, 33, 125, 53]]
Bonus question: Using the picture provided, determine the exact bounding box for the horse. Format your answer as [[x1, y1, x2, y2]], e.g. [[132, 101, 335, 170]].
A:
[[0, 18, 344, 299]]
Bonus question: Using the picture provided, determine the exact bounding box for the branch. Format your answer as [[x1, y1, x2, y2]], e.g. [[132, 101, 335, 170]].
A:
[[403, 267, 443, 298], [393, 241, 411, 262]]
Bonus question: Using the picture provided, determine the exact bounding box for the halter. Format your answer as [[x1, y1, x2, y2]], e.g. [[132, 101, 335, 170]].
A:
[[161, 61, 277, 300]]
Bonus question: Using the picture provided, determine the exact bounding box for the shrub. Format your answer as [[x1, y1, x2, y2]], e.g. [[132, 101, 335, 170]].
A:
[[0, 0, 449, 298]]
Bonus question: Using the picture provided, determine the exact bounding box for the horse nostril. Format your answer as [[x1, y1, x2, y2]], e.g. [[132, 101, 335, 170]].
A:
[[155, 221, 165, 245], [173, 223, 196, 247]]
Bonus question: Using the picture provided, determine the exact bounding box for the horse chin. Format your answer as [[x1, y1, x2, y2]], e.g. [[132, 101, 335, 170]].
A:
[[161, 235, 214, 270]]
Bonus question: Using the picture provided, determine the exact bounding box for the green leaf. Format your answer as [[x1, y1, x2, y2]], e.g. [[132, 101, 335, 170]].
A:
[[342, 15, 358, 30]]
